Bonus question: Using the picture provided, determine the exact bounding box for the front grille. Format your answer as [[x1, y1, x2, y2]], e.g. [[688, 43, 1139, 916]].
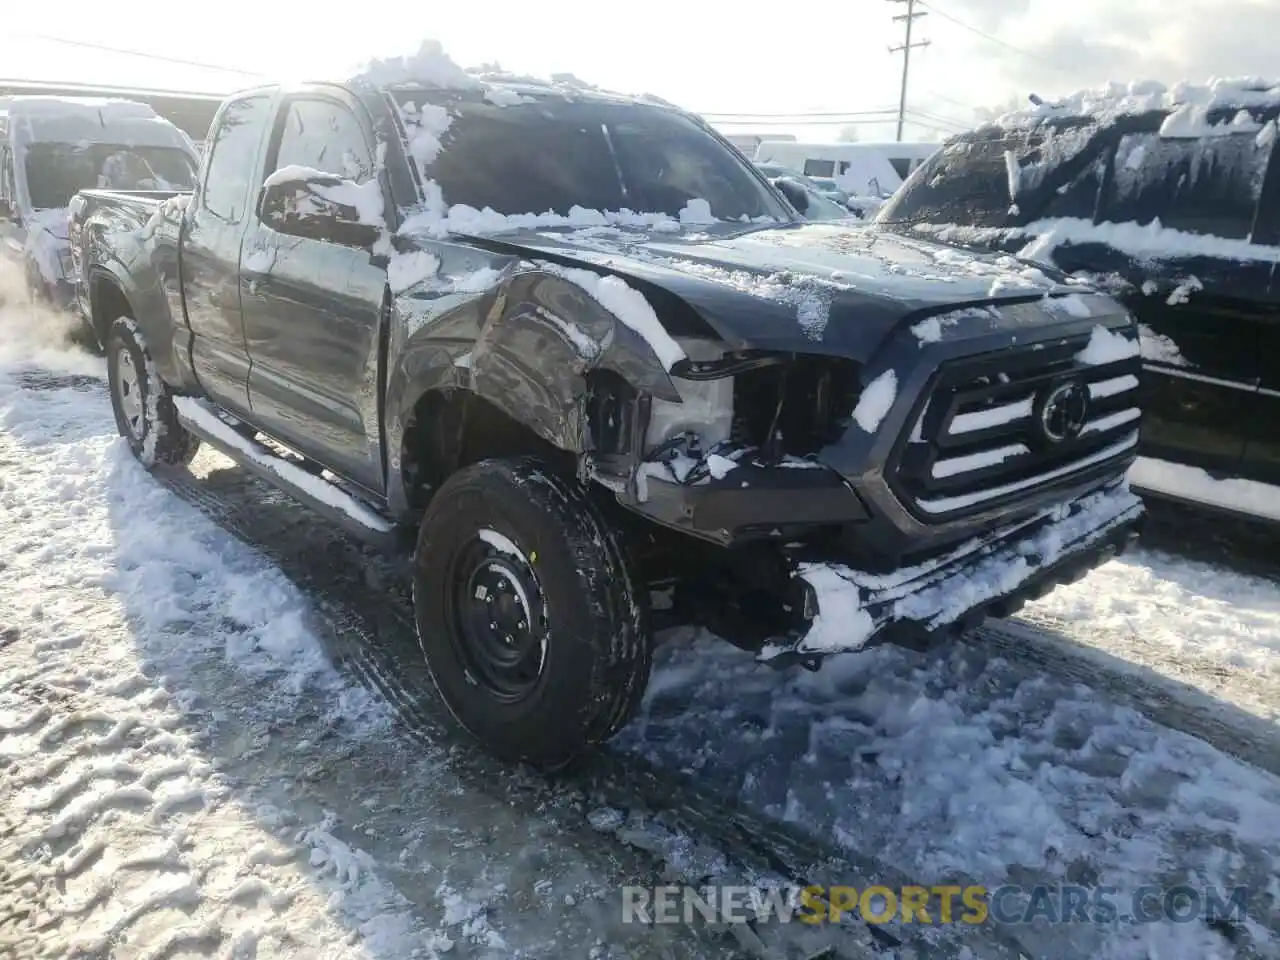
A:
[[890, 332, 1141, 521]]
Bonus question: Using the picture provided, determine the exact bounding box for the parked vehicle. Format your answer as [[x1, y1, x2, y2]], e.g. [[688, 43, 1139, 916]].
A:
[[755, 140, 938, 199], [875, 82, 1280, 515], [72, 67, 1143, 769], [769, 175, 858, 221], [0, 96, 197, 314], [754, 161, 853, 207]]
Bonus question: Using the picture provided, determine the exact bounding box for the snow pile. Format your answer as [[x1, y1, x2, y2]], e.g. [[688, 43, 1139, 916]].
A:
[[536, 262, 684, 370], [264, 164, 386, 228], [796, 566, 877, 653], [387, 249, 441, 293], [1076, 324, 1140, 365], [996, 77, 1280, 132], [851, 370, 897, 433], [403, 203, 682, 240], [678, 198, 716, 225], [353, 39, 481, 91]]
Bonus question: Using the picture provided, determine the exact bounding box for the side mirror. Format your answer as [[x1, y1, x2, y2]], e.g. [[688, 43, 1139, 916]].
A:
[[258, 173, 380, 249], [772, 177, 810, 214]]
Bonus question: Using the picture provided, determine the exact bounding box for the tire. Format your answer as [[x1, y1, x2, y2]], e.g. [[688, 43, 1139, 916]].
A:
[[106, 316, 200, 467], [413, 457, 651, 770]]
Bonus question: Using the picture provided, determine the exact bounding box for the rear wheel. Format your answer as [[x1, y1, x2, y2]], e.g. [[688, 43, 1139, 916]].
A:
[[413, 458, 651, 770], [106, 316, 200, 467]]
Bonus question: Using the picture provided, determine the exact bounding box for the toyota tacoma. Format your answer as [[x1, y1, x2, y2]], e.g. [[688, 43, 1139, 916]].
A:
[[70, 53, 1144, 769]]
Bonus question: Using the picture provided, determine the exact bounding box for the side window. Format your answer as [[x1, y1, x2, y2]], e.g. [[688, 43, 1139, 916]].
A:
[[1101, 131, 1274, 240], [202, 93, 273, 224], [272, 99, 374, 182], [888, 157, 912, 180], [803, 158, 836, 177]]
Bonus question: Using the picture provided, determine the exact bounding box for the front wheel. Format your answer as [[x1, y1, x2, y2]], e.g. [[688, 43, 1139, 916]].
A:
[[106, 316, 200, 467], [413, 458, 651, 770]]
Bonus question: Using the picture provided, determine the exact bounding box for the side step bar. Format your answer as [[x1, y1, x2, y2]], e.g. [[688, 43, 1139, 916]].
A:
[[172, 397, 400, 550]]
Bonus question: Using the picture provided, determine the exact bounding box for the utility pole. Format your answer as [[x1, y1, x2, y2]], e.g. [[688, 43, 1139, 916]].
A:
[[888, 0, 930, 141]]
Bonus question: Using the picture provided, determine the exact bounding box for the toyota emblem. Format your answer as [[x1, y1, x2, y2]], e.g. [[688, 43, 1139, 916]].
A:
[[1038, 381, 1089, 444]]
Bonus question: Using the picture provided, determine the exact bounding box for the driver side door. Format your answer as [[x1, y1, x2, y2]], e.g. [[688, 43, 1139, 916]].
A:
[[239, 91, 389, 494]]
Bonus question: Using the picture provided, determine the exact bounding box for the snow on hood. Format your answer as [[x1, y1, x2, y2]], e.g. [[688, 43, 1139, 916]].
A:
[[997, 78, 1280, 136]]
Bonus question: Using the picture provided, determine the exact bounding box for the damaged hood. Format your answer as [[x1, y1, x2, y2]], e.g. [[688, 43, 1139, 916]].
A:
[[469, 221, 1089, 361]]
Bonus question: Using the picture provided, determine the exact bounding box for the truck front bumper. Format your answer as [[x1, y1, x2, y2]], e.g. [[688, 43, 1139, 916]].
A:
[[760, 480, 1143, 665]]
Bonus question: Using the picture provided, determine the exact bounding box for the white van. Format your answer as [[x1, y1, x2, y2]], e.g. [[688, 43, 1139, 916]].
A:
[[753, 141, 939, 199], [0, 96, 198, 307]]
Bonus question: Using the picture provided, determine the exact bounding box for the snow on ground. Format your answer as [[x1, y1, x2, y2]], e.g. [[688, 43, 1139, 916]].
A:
[[619, 620, 1280, 960], [0, 300, 754, 959], [1023, 535, 1280, 729], [4, 278, 1280, 958]]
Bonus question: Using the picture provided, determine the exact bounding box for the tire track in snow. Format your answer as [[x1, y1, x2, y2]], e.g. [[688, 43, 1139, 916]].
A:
[[0, 369, 852, 958], [160, 451, 1030, 960]]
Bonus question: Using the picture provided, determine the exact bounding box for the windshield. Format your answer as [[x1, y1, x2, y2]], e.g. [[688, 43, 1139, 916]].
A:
[[22, 143, 197, 210], [877, 133, 1028, 226], [408, 95, 792, 222]]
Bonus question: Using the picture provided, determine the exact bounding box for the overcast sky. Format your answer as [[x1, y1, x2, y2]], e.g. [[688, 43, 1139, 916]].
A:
[[7, 0, 1277, 143]]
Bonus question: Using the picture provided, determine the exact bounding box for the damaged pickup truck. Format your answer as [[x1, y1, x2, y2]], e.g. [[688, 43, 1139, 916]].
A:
[[71, 62, 1145, 768]]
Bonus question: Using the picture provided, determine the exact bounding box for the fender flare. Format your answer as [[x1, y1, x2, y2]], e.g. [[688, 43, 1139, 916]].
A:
[[384, 264, 682, 515]]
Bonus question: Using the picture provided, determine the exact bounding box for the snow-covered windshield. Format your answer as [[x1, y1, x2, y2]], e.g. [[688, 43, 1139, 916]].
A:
[[408, 95, 792, 222], [876, 134, 1023, 227], [23, 143, 197, 210]]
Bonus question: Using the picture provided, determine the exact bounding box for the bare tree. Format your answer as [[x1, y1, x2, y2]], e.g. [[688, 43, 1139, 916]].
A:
[[836, 125, 862, 143]]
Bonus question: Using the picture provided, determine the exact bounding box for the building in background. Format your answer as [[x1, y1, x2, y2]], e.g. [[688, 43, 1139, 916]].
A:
[[753, 140, 939, 197], [721, 131, 795, 156]]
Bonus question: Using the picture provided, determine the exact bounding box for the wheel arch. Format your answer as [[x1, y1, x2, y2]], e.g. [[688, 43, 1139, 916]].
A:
[[385, 265, 684, 517]]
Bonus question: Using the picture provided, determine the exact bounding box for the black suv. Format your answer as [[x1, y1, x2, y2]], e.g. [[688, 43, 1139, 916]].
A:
[[876, 91, 1280, 512]]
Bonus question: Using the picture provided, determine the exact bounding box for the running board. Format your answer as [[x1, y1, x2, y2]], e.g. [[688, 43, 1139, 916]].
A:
[[172, 397, 400, 550]]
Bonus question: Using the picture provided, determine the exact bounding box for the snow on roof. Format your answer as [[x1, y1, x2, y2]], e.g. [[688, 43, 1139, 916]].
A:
[[352, 40, 482, 90], [0, 95, 160, 121], [1, 95, 190, 151], [995, 78, 1280, 134]]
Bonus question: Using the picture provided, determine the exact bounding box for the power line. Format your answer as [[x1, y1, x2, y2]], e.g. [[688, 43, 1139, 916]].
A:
[[17, 32, 265, 80], [708, 116, 905, 128], [699, 108, 898, 120], [888, 0, 931, 142], [904, 106, 969, 130], [926, 88, 979, 113], [917, 2, 1072, 75]]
